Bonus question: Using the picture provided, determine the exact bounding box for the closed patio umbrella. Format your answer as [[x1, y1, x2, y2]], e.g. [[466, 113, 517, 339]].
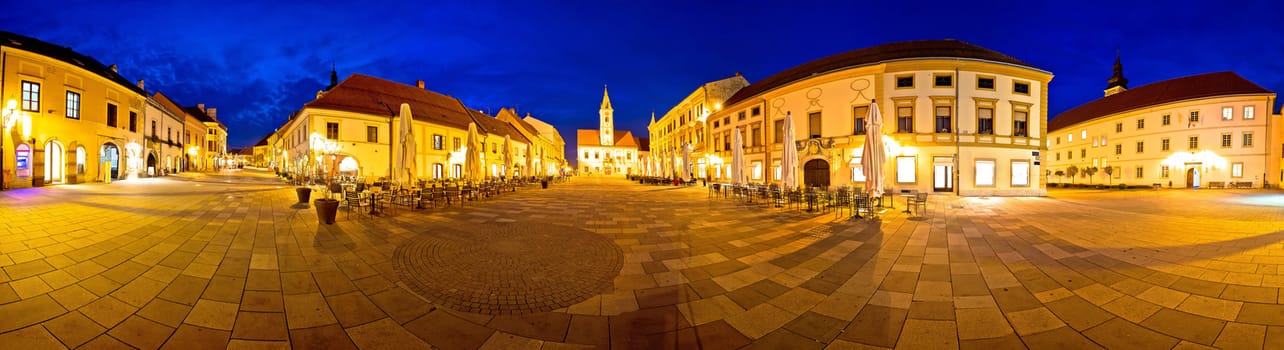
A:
[[682, 142, 692, 179], [465, 122, 482, 182], [780, 112, 798, 189], [862, 102, 886, 198], [503, 134, 512, 178], [396, 103, 417, 184], [732, 128, 745, 185]]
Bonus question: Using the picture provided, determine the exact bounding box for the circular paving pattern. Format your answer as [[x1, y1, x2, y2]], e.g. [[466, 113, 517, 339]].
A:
[[393, 222, 624, 315]]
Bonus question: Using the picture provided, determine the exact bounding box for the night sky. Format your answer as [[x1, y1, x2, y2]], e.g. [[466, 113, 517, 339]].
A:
[[4, 1, 1282, 161]]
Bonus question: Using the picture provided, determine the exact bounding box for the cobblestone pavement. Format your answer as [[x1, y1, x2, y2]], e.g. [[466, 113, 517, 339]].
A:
[[3, 170, 1284, 349]]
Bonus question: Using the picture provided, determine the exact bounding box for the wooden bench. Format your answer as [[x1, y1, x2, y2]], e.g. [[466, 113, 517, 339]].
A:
[[1232, 181, 1254, 189], [1207, 181, 1225, 189]]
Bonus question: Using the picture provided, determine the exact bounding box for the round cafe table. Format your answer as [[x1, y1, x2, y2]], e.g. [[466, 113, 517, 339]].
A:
[[900, 194, 915, 213]]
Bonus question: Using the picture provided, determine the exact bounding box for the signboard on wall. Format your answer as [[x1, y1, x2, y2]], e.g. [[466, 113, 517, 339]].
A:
[[15, 144, 30, 178]]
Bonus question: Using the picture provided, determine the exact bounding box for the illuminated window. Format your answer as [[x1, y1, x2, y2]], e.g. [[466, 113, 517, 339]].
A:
[[896, 156, 916, 183], [433, 134, 444, 150], [21, 81, 39, 112], [1222, 107, 1233, 120], [1081, 130, 1087, 139], [433, 163, 444, 179], [65, 91, 80, 119], [853, 106, 868, 135], [1243, 133, 1254, 147], [452, 164, 462, 178], [752, 161, 763, 180], [975, 160, 995, 187], [977, 108, 993, 135], [1011, 161, 1030, 186], [1232, 163, 1243, 178], [850, 157, 865, 182], [1244, 106, 1255, 119]]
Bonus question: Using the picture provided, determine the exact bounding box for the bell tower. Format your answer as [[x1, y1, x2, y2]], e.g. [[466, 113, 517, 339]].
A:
[[600, 85, 614, 146], [1104, 50, 1129, 97]]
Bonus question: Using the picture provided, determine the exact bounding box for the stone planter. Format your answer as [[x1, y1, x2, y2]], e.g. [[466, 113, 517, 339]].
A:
[[295, 187, 312, 203], [314, 198, 339, 225]]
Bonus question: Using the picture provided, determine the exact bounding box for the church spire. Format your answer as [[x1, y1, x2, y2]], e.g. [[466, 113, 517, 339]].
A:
[[649, 111, 655, 125], [601, 85, 613, 110], [326, 63, 339, 91], [1104, 50, 1128, 97]]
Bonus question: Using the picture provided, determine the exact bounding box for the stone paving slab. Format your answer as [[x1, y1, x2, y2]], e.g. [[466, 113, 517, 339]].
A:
[[3, 171, 1284, 348]]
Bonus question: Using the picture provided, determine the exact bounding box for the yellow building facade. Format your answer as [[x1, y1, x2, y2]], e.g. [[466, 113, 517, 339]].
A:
[[649, 74, 749, 178], [708, 40, 1052, 196], [1, 31, 150, 188], [1046, 70, 1280, 188]]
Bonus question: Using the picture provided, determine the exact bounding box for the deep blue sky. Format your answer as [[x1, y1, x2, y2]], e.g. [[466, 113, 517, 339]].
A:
[[4, 1, 1281, 157]]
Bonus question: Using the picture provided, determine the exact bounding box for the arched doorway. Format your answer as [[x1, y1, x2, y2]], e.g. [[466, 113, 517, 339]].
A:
[[1186, 167, 1200, 188], [102, 143, 120, 180], [803, 159, 830, 189], [45, 141, 64, 184], [146, 153, 157, 176]]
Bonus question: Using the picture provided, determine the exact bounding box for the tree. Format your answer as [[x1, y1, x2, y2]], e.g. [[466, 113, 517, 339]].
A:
[[1055, 170, 1065, 183], [1103, 166, 1114, 185], [1066, 165, 1080, 184], [1084, 167, 1098, 184]]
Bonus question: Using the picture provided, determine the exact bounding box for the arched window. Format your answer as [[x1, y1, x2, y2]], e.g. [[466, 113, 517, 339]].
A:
[[75, 146, 86, 175], [433, 163, 444, 179], [452, 164, 462, 178]]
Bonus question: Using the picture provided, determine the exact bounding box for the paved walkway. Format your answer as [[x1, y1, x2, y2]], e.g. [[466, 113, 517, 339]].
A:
[[2, 172, 1284, 349]]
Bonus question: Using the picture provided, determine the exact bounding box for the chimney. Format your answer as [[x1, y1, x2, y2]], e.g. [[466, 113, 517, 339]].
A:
[[207, 108, 217, 120], [109, 64, 117, 73], [416, 80, 425, 89], [735, 72, 742, 76], [197, 103, 205, 112], [137, 80, 144, 89]]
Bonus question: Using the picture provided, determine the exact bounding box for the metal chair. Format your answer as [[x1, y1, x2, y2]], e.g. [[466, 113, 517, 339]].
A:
[[343, 191, 371, 220], [911, 192, 928, 216]]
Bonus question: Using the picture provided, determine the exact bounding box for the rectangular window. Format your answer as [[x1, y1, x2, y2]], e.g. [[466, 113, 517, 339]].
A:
[[1221, 134, 1232, 148], [1243, 133, 1254, 147], [977, 77, 995, 90], [897, 107, 913, 133], [808, 111, 822, 138], [1222, 107, 1233, 120], [1136, 141, 1144, 153], [1190, 111, 1200, 122], [1189, 136, 1198, 149], [151, 120, 156, 136], [1135, 167, 1143, 178], [1011, 161, 1030, 187], [1162, 114, 1171, 125], [129, 112, 138, 132], [934, 106, 951, 133], [1245, 106, 1255, 119], [1081, 149, 1086, 158], [1115, 144, 1122, 155], [1232, 163, 1243, 178], [713, 135, 721, 152], [738, 111, 746, 120], [774, 119, 784, 143], [896, 75, 914, 88], [977, 108, 994, 135], [1067, 151, 1072, 160], [933, 74, 953, 87], [752, 161, 763, 180], [1013, 111, 1027, 137], [453, 137, 461, 151], [752, 107, 761, 116], [21, 81, 39, 112], [106, 103, 118, 127], [326, 122, 339, 139], [1161, 165, 1170, 178], [975, 160, 995, 187], [896, 156, 916, 183], [1056, 153, 1061, 161], [65, 91, 81, 119], [1013, 82, 1030, 95], [1115, 123, 1123, 132], [1162, 138, 1170, 151], [1136, 118, 1144, 130], [367, 126, 378, 142], [492, 143, 497, 153], [852, 106, 868, 135], [751, 127, 761, 147], [851, 157, 865, 182]]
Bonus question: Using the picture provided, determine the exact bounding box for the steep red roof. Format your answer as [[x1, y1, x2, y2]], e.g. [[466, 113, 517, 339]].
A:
[[468, 109, 531, 144], [305, 74, 474, 130], [726, 39, 1041, 106], [1049, 71, 1273, 132], [636, 137, 650, 152], [577, 129, 640, 147]]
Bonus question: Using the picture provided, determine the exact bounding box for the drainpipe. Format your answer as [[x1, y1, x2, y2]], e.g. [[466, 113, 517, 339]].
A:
[[1, 51, 6, 190], [954, 64, 961, 197]]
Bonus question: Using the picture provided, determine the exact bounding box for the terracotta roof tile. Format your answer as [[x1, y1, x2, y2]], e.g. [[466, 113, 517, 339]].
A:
[[726, 39, 1040, 106], [305, 74, 475, 130], [577, 129, 641, 147], [467, 109, 531, 144], [1049, 71, 1273, 132]]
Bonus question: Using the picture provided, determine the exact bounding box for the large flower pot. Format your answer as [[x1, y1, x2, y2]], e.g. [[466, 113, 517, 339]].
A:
[[295, 187, 312, 203], [314, 198, 339, 225], [541, 180, 549, 189]]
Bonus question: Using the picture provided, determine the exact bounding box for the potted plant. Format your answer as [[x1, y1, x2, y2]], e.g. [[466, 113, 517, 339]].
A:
[[541, 176, 549, 189], [314, 198, 339, 224], [295, 186, 312, 204]]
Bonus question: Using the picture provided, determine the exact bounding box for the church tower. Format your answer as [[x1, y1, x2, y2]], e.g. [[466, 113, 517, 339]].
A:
[[600, 85, 614, 146], [1104, 51, 1129, 97]]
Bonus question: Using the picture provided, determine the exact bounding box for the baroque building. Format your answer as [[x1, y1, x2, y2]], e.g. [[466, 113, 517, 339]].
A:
[[1046, 57, 1281, 188], [648, 74, 749, 178], [708, 39, 1052, 196], [577, 86, 644, 175]]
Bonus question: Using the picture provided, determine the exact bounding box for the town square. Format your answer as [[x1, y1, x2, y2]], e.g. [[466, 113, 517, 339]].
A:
[[2, 0, 1284, 349]]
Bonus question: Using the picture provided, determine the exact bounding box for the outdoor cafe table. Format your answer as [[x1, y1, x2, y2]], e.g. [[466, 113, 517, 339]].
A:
[[900, 193, 914, 214]]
